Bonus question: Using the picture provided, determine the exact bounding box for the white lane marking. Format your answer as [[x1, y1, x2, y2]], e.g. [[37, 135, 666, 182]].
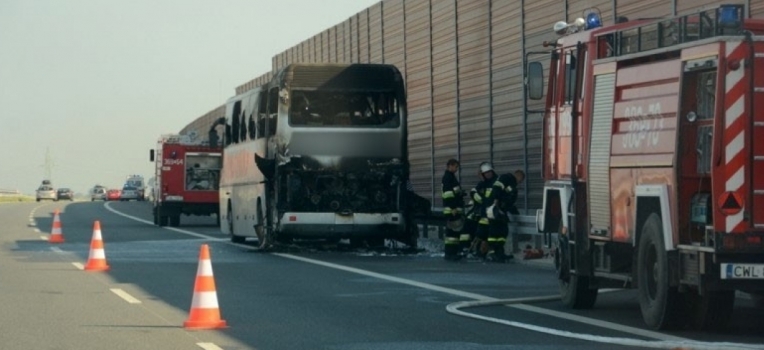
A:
[[34, 228, 40, 233], [29, 222, 36, 227], [72, 262, 84, 270], [103, 203, 226, 241], [197, 343, 224, 350], [510, 303, 687, 341], [39, 236, 47, 241], [276, 253, 685, 342], [275, 252, 494, 301], [107, 204, 685, 342], [50, 247, 63, 254], [110, 288, 142, 304], [448, 299, 764, 350]]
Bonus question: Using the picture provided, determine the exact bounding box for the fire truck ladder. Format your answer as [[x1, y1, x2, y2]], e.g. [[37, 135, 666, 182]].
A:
[[753, 43, 764, 229]]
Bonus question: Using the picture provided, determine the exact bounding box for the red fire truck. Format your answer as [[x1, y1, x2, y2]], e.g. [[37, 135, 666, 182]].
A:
[[149, 133, 222, 227], [529, 5, 764, 330]]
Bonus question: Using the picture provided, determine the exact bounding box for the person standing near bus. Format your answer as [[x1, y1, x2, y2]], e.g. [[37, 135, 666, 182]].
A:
[[441, 159, 464, 261]]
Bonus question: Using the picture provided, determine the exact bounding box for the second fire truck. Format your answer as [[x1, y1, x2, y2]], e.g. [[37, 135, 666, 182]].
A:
[[149, 133, 222, 227], [530, 5, 764, 330]]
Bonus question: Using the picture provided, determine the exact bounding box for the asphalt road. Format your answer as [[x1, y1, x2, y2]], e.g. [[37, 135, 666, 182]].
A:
[[2, 201, 764, 350]]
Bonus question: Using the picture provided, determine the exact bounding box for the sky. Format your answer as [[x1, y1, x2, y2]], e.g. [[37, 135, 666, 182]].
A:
[[0, 0, 379, 195]]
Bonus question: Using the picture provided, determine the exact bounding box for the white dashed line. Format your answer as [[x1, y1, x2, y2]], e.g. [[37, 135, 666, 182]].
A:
[[49, 247, 63, 253], [110, 288, 142, 304], [197, 343, 224, 350], [72, 262, 84, 270], [39, 236, 47, 241]]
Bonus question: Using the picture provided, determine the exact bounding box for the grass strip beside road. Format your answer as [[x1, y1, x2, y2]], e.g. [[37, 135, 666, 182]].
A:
[[0, 195, 35, 203]]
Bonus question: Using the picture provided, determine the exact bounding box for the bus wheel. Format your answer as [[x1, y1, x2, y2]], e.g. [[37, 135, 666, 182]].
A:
[[395, 221, 419, 250], [638, 213, 683, 330], [687, 289, 734, 331], [556, 235, 597, 309], [228, 205, 245, 243]]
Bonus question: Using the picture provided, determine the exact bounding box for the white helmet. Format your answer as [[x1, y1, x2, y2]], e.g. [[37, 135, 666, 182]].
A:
[[479, 162, 494, 174]]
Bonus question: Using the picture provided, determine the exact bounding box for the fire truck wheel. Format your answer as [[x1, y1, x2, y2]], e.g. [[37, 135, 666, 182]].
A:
[[559, 274, 598, 309], [228, 205, 245, 244], [554, 226, 597, 309], [637, 213, 683, 330], [556, 243, 597, 308], [170, 215, 180, 227], [687, 289, 734, 331]]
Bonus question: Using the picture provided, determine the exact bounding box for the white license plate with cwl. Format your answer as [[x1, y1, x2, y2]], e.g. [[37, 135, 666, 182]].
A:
[[721, 263, 764, 279]]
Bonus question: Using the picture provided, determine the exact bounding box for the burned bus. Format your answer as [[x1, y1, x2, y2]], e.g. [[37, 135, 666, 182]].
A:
[[219, 64, 416, 248]]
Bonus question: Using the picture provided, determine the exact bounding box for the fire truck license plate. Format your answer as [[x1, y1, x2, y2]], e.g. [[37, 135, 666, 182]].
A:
[[721, 263, 764, 279]]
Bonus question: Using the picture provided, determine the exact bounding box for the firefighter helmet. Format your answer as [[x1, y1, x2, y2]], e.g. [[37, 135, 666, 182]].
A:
[[479, 162, 494, 174]]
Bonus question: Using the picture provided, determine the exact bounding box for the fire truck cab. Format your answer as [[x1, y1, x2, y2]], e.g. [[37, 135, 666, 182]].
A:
[[529, 5, 764, 330], [149, 133, 222, 227]]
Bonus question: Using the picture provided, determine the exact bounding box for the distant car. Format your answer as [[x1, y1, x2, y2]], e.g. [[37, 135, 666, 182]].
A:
[[120, 186, 140, 201], [91, 187, 107, 201], [56, 188, 74, 201], [36, 185, 57, 202], [106, 189, 121, 201]]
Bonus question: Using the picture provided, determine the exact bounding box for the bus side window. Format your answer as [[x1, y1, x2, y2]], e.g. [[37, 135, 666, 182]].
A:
[[266, 88, 279, 136], [239, 110, 247, 142], [231, 101, 241, 144], [257, 90, 267, 139], [248, 113, 256, 140]]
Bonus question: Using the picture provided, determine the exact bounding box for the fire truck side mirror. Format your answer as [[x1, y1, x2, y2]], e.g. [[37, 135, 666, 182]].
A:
[[149, 149, 155, 162], [527, 62, 544, 100]]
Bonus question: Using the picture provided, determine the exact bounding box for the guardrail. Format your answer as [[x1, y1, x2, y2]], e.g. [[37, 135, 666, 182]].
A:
[[413, 210, 554, 253], [0, 189, 21, 196]]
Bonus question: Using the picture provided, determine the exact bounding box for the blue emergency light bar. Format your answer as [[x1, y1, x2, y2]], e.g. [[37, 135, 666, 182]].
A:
[[585, 12, 602, 30]]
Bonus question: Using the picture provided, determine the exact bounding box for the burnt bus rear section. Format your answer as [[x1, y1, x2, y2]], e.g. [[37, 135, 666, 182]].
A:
[[262, 63, 412, 239], [261, 156, 407, 237]]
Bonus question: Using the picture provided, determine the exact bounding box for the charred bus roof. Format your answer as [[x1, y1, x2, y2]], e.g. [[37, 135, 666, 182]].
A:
[[271, 63, 405, 91]]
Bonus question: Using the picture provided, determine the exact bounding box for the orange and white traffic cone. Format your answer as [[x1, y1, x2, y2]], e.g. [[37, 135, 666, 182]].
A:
[[84, 221, 109, 271], [184, 244, 227, 329], [48, 209, 65, 243]]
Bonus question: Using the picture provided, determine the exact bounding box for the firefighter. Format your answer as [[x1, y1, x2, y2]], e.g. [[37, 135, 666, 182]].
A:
[[441, 159, 465, 261], [484, 167, 525, 262], [471, 162, 495, 260], [461, 168, 484, 257]]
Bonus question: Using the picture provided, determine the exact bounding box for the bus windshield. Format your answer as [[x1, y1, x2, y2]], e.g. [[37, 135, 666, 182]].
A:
[[289, 90, 400, 128]]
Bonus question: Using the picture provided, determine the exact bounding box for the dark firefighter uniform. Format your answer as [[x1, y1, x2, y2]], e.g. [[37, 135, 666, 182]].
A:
[[473, 162, 521, 262], [483, 172, 520, 262], [442, 168, 464, 260], [461, 199, 479, 255]]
